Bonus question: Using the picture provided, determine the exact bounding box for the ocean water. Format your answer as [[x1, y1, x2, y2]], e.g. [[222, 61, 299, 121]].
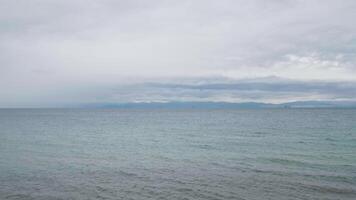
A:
[[0, 109, 355, 200]]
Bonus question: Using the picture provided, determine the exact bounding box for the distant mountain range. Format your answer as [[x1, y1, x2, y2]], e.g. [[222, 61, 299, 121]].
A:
[[83, 101, 356, 109]]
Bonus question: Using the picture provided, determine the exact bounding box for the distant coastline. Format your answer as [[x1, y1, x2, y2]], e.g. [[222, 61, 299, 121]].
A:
[[81, 101, 356, 109]]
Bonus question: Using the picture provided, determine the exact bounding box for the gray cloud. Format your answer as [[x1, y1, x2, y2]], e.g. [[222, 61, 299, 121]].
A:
[[101, 77, 356, 103], [1, 0, 356, 107]]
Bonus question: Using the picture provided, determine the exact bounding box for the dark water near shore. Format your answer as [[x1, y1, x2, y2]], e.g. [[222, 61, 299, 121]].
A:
[[0, 109, 355, 200]]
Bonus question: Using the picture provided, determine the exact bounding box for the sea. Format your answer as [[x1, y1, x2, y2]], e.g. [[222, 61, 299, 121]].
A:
[[0, 108, 355, 200]]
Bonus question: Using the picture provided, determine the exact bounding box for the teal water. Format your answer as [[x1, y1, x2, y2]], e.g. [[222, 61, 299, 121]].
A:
[[0, 109, 355, 200]]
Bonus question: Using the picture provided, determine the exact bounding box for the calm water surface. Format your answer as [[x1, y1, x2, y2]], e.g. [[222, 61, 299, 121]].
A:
[[0, 109, 355, 200]]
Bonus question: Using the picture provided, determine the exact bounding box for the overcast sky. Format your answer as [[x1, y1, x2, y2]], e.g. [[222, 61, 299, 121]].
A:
[[1, 0, 356, 107]]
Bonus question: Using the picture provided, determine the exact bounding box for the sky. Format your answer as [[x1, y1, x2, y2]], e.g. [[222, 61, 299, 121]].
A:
[[1, 0, 356, 107]]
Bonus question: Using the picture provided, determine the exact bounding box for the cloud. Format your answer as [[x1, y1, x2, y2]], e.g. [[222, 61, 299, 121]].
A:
[[82, 76, 356, 104], [1, 0, 356, 106]]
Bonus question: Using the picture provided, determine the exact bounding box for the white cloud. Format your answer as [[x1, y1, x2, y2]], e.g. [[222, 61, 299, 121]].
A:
[[1, 0, 356, 106]]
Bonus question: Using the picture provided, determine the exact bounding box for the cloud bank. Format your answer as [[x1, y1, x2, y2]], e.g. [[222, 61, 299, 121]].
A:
[[1, 0, 356, 107]]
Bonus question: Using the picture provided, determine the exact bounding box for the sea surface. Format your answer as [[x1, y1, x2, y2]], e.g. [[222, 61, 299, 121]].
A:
[[0, 109, 355, 200]]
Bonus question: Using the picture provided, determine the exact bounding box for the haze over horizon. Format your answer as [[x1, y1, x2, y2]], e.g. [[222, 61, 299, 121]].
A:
[[1, 0, 356, 107]]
